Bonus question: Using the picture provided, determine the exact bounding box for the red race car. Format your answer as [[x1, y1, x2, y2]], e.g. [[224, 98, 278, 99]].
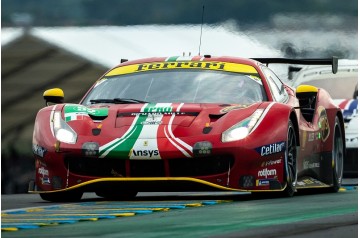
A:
[[29, 55, 345, 202]]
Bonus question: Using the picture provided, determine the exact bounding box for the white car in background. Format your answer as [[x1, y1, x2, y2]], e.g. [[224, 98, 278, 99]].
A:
[[290, 59, 358, 176]]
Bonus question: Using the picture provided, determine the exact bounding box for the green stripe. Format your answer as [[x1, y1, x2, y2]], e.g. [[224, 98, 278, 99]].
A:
[[166, 56, 179, 62], [100, 103, 156, 158]]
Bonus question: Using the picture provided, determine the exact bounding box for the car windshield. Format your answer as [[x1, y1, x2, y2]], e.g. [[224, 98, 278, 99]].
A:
[[82, 70, 267, 105]]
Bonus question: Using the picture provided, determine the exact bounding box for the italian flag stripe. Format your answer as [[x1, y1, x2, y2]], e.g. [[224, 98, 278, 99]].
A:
[[165, 56, 205, 62], [166, 56, 179, 62]]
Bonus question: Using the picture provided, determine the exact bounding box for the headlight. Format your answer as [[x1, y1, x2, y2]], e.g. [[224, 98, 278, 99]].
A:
[[222, 109, 264, 142], [53, 111, 77, 144]]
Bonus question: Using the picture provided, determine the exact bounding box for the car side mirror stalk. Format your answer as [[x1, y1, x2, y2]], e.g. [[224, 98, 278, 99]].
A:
[[43, 88, 64, 106]]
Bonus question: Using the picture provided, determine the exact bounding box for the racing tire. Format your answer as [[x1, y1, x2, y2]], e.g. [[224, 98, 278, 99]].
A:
[[95, 190, 138, 201], [327, 117, 344, 193], [282, 120, 297, 197], [39, 190, 83, 202]]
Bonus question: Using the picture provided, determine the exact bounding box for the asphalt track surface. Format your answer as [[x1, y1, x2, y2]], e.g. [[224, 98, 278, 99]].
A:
[[1, 181, 358, 238]]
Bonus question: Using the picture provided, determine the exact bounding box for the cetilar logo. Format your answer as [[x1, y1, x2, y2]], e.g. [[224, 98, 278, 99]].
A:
[[255, 141, 285, 156]]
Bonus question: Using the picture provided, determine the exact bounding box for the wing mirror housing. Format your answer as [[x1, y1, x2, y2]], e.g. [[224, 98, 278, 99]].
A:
[[43, 88, 64, 106]]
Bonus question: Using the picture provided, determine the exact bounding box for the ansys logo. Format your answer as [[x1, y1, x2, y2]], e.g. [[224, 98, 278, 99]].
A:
[[131, 149, 159, 158]]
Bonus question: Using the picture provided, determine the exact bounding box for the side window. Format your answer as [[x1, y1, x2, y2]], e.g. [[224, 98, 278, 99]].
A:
[[262, 67, 288, 102]]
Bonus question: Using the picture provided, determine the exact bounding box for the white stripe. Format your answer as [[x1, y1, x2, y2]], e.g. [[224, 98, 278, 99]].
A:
[[164, 126, 191, 158], [99, 104, 149, 157], [49, 105, 57, 137], [251, 102, 275, 133], [99, 126, 137, 158], [175, 56, 193, 61], [165, 103, 193, 155]]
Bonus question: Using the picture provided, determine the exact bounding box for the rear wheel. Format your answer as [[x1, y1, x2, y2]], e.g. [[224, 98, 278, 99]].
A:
[[328, 117, 344, 192], [39, 190, 83, 202], [283, 120, 297, 197]]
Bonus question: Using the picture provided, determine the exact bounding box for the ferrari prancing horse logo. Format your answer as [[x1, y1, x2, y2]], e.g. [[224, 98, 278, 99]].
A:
[[317, 106, 330, 142]]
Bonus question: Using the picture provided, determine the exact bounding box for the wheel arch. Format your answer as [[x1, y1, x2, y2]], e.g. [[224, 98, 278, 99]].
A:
[[336, 110, 346, 157], [289, 111, 300, 147]]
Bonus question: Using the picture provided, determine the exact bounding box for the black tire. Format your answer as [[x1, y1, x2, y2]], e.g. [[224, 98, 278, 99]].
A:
[[283, 120, 297, 197], [328, 117, 344, 192], [39, 190, 83, 202], [96, 190, 138, 200]]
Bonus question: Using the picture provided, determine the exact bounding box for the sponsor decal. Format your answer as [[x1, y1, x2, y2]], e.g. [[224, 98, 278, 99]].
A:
[[41, 177, 51, 185], [141, 120, 162, 125], [303, 161, 320, 169], [145, 106, 173, 113], [33, 144, 47, 158], [136, 62, 225, 72], [308, 132, 315, 142], [317, 106, 330, 142], [38, 167, 49, 176], [105, 61, 259, 77], [38, 167, 51, 185], [131, 149, 159, 158], [220, 104, 251, 113], [255, 141, 285, 156], [258, 168, 277, 178], [256, 179, 270, 186], [64, 104, 109, 122], [119, 111, 198, 117], [261, 159, 282, 167]]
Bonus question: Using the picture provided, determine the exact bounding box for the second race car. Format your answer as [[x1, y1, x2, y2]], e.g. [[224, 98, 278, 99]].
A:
[[290, 59, 357, 176]]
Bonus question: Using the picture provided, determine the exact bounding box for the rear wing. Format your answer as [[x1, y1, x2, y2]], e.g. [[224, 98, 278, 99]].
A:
[[251, 57, 338, 78]]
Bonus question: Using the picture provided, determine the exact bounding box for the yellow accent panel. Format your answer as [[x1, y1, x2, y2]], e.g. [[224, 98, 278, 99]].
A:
[[105, 62, 258, 77], [185, 203, 203, 207], [43, 88, 64, 97], [29, 177, 285, 194], [296, 85, 319, 93], [1, 228, 18, 231]]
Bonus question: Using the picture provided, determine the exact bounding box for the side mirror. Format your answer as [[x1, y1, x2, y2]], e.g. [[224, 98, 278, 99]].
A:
[[43, 88, 64, 106], [295, 85, 318, 94], [295, 85, 318, 109]]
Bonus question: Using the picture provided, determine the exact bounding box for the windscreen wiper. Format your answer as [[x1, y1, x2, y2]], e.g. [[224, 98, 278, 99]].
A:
[[90, 98, 148, 104]]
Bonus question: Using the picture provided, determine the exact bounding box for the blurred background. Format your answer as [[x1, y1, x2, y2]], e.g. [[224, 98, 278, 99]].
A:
[[1, 0, 358, 194]]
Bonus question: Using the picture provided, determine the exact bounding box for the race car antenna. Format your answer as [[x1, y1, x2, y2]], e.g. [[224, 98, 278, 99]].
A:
[[198, 5, 205, 56]]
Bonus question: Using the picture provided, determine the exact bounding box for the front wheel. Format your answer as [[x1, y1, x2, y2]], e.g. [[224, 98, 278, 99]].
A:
[[283, 120, 297, 197]]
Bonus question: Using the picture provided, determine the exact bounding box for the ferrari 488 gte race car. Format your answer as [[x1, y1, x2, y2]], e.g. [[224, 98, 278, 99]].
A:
[[289, 59, 357, 176], [29, 55, 345, 202]]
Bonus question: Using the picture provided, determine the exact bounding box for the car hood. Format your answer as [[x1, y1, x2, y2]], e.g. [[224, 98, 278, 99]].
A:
[[62, 102, 261, 139]]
